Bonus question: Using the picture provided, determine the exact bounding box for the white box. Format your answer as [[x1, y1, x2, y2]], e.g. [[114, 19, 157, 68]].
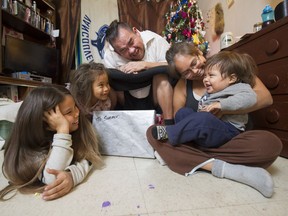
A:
[[92, 110, 156, 158]]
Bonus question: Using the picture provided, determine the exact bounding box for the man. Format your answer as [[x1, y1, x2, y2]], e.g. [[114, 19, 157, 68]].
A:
[[103, 20, 174, 125]]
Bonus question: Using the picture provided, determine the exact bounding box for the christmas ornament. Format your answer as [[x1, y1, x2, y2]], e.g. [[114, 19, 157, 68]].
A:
[[163, 0, 209, 54]]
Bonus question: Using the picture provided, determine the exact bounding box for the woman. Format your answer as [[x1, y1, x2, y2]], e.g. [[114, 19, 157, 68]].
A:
[[152, 51, 258, 148], [146, 42, 282, 198]]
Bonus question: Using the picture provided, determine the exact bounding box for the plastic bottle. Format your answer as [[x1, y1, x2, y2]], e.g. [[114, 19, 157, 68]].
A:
[[32, 1, 36, 11], [12, 0, 18, 15], [261, 4, 275, 28]]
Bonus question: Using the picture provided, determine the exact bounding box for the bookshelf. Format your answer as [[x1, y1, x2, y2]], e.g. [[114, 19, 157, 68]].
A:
[[0, 0, 57, 101]]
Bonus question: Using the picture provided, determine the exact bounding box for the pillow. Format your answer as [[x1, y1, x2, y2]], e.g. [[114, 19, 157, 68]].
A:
[[0, 100, 22, 122], [107, 65, 169, 91]]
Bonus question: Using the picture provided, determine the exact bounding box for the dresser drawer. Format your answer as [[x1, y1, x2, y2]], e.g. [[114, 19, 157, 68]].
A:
[[251, 95, 288, 131], [233, 25, 288, 64], [258, 57, 288, 94]]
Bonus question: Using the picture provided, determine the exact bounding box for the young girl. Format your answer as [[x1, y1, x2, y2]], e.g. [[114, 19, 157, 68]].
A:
[[69, 62, 117, 119], [0, 84, 103, 201]]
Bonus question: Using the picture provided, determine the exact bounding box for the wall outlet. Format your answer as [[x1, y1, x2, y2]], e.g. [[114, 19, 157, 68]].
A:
[[226, 0, 234, 8]]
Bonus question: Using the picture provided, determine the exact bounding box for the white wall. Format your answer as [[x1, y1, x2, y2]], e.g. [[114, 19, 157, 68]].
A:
[[87, 0, 283, 58], [198, 0, 283, 56]]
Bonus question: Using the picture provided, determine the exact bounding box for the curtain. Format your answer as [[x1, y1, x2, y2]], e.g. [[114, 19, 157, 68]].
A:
[[55, 0, 81, 84], [117, 0, 173, 35]]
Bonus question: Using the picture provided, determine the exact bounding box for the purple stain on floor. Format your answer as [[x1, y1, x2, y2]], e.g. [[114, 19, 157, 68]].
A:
[[102, 201, 111, 208], [148, 184, 155, 189]]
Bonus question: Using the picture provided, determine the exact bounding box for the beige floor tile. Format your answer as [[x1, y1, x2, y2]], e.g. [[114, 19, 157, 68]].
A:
[[101, 155, 136, 171], [0, 151, 287, 216], [148, 205, 262, 216], [252, 200, 288, 216]]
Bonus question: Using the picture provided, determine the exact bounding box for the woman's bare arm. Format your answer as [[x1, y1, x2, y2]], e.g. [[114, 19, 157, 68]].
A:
[[223, 77, 273, 115], [173, 78, 187, 116], [251, 76, 273, 111]]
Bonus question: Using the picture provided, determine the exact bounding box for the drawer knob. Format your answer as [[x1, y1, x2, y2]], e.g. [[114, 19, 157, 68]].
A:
[[266, 108, 279, 123], [265, 39, 279, 55], [265, 74, 279, 89]]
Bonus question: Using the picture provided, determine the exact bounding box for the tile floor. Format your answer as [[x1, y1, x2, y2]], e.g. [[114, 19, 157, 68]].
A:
[[0, 151, 288, 216]]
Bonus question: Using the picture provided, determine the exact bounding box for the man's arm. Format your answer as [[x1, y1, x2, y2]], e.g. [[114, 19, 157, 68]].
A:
[[118, 31, 170, 73], [103, 46, 118, 69], [118, 61, 167, 74], [105, 30, 170, 73]]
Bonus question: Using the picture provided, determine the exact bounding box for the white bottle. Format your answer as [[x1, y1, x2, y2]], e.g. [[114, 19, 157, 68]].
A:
[[32, 1, 36, 11], [13, 0, 18, 15]]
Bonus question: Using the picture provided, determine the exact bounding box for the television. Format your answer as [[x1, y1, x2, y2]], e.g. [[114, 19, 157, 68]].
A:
[[4, 36, 59, 79]]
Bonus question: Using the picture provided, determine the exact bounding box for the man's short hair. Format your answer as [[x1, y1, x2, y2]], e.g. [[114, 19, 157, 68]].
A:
[[106, 20, 132, 47]]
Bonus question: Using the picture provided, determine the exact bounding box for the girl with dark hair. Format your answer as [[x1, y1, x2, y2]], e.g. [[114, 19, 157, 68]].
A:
[[69, 62, 117, 119], [0, 84, 103, 201]]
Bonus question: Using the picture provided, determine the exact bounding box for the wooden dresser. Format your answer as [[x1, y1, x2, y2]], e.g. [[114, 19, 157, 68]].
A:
[[224, 16, 288, 158]]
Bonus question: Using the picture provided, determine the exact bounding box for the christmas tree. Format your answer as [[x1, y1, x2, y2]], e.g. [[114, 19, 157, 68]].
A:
[[163, 0, 209, 54]]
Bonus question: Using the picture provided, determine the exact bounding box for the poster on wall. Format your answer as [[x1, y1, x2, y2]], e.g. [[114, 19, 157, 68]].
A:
[[76, 0, 119, 66]]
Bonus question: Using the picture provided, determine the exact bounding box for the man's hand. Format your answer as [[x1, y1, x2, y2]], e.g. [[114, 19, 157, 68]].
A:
[[42, 168, 74, 201], [118, 61, 147, 74]]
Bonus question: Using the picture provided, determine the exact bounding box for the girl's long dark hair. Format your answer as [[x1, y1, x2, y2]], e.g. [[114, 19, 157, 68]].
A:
[[0, 84, 103, 200], [69, 62, 108, 116]]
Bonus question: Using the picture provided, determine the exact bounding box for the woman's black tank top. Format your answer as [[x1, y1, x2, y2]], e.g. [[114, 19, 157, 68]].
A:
[[185, 80, 199, 111]]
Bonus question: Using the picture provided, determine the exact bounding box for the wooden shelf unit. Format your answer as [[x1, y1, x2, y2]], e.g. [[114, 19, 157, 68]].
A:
[[2, 9, 51, 40], [0, 0, 57, 101]]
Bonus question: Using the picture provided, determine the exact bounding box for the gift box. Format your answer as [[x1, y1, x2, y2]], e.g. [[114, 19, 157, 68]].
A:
[[92, 110, 155, 158]]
